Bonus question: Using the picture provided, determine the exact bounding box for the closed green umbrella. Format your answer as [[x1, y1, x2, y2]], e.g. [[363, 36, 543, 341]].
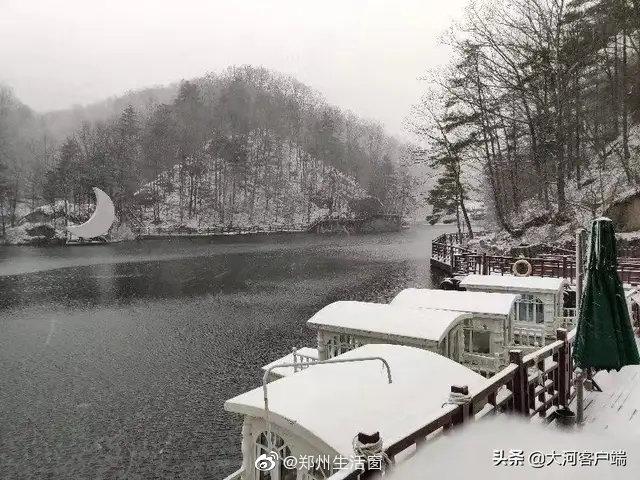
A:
[[573, 218, 640, 371]]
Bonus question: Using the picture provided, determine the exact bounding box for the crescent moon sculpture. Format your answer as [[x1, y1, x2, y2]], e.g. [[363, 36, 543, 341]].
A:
[[67, 187, 115, 239]]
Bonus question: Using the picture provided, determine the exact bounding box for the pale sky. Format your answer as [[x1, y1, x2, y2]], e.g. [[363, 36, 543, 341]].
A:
[[0, 0, 467, 138]]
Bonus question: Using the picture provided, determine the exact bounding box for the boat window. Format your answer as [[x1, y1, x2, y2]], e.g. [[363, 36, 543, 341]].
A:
[[463, 328, 490, 354], [325, 334, 362, 358], [448, 329, 460, 360], [472, 331, 490, 354], [515, 295, 544, 324], [255, 431, 296, 480]]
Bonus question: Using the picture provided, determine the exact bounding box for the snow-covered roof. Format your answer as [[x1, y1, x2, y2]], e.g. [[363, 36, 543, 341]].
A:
[[460, 274, 566, 293], [391, 288, 519, 317], [261, 347, 319, 378], [225, 344, 487, 457], [307, 301, 470, 343]]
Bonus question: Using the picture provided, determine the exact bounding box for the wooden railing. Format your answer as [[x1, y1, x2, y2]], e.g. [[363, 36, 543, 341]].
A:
[[431, 233, 640, 285], [331, 328, 576, 480]]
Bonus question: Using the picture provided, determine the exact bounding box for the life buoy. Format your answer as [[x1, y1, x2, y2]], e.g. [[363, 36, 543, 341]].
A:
[[512, 259, 532, 277]]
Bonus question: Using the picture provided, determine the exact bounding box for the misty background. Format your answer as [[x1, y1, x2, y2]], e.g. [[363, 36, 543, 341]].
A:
[[0, 0, 467, 138]]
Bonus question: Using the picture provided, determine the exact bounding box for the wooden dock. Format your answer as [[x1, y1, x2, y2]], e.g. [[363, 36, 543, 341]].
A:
[[431, 232, 640, 285]]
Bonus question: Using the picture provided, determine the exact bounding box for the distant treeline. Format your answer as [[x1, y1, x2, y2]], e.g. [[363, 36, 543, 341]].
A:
[[414, 0, 640, 236], [0, 66, 414, 235]]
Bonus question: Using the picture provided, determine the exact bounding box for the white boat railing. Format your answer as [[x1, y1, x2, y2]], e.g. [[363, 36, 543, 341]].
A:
[[222, 467, 244, 480], [513, 310, 576, 347], [291, 348, 318, 373], [556, 308, 577, 329], [513, 323, 546, 347], [461, 351, 503, 375]]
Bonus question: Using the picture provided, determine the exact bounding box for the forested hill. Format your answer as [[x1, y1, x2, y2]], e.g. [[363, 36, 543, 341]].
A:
[[415, 0, 640, 246], [0, 66, 414, 240]]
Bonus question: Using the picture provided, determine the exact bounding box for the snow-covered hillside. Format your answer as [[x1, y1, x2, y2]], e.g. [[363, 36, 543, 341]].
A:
[[135, 145, 368, 235], [2, 148, 369, 244], [472, 124, 640, 253]]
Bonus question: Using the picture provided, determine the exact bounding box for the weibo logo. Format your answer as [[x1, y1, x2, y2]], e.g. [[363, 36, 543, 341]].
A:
[[255, 452, 278, 472]]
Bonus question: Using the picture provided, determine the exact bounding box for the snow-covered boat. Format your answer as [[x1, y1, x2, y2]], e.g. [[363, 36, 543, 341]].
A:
[[459, 274, 638, 344], [224, 344, 489, 480], [224, 274, 639, 480], [459, 275, 574, 345]]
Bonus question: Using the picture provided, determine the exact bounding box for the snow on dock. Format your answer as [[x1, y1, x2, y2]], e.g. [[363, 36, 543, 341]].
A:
[[580, 344, 640, 434]]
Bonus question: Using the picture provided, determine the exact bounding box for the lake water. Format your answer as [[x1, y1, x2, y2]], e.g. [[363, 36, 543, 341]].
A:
[[0, 224, 451, 479]]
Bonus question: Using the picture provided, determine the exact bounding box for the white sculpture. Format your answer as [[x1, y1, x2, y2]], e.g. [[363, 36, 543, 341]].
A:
[[67, 187, 115, 239]]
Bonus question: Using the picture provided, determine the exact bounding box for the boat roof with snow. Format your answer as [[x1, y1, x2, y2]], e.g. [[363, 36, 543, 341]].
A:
[[391, 288, 519, 317], [224, 344, 487, 457], [460, 274, 567, 293], [306, 301, 471, 343]]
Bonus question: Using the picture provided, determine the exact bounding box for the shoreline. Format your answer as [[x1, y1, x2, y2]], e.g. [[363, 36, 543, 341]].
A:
[[0, 228, 309, 247], [1, 225, 412, 247], [136, 228, 308, 240], [3, 215, 408, 247]]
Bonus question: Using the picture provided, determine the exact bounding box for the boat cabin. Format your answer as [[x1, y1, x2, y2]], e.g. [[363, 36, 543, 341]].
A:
[[306, 301, 470, 363], [390, 288, 519, 375], [459, 274, 571, 346], [224, 344, 488, 480]]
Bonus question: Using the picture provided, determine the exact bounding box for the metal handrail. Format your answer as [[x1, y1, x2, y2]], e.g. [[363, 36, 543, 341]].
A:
[[222, 467, 244, 480]]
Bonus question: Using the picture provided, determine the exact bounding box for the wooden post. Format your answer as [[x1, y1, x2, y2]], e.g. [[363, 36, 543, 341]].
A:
[[482, 253, 488, 275], [509, 350, 528, 416], [450, 245, 455, 269], [562, 256, 567, 280], [556, 328, 568, 407], [450, 385, 470, 425], [536, 358, 546, 417]]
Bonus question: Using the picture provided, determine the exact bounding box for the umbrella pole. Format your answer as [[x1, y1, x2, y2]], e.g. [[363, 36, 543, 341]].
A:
[[575, 368, 585, 425], [575, 228, 587, 312]]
